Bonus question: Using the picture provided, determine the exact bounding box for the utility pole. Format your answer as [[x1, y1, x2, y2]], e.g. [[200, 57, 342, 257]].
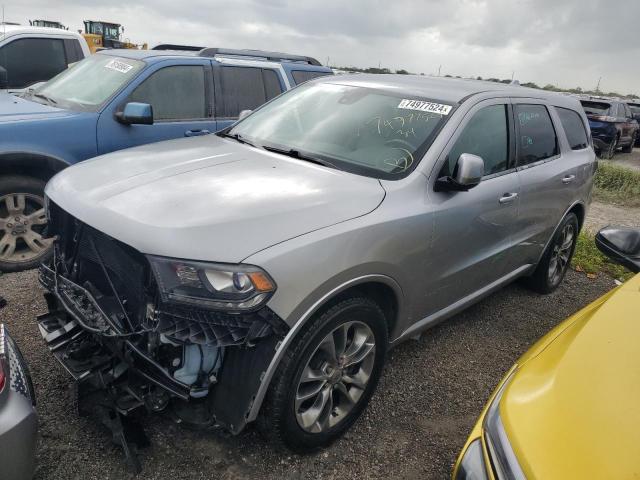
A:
[[437, 65, 442, 76], [595, 77, 602, 93], [511, 71, 515, 81], [326, 56, 330, 67]]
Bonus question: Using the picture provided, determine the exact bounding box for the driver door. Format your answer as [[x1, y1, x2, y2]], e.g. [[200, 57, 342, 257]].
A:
[[97, 59, 216, 154], [425, 99, 522, 315]]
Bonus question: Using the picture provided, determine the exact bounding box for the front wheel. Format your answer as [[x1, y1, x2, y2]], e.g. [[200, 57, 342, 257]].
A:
[[258, 297, 388, 452], [524, 213, 579, 294], [0, 175, 53, 272]]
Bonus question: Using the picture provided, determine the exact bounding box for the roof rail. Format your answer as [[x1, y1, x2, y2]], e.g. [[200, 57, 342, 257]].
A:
[[152, 44, 204, 51], [197, 47, 322, 66]]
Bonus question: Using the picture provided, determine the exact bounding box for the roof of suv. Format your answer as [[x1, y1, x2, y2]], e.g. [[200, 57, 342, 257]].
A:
[[0, 25, 83, 39], [318, 74, 581, 107]]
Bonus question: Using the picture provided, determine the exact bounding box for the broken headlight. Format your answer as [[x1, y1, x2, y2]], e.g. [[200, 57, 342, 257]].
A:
[[148, 256, 276, 312]]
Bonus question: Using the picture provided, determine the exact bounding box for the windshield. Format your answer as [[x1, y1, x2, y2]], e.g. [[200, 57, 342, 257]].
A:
[[581, 101, 611, 116], [228, 82, 453, 179], [32, 54, 144, 111]]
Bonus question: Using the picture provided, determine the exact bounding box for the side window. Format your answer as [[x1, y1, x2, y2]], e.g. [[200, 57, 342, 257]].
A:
[[0, 38, 67, 89], [263, 69, 283, 101], [623, 104, 632, 118], [129, 65, 206, 121], [556, 108, 588, 150], [291, 70, 331, 85], [63, 39, 84, 64], [445, 104, 510, 177], [219, 66, 283, 118], [514, 104, 558, 166]]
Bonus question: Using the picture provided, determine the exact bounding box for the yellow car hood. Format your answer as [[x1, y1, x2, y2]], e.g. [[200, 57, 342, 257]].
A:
[[501, 274, 640, 479]]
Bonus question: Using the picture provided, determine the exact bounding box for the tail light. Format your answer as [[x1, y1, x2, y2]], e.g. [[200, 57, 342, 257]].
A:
[[0, 360, 5, 392], [589, 115, 617, 122]]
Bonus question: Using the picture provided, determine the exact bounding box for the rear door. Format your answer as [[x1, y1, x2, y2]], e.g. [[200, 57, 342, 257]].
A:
[[511, 100, 582, 265], [97, 59, 216, 154], [213, 62, 286, 131], [428, 98, 521, 314]]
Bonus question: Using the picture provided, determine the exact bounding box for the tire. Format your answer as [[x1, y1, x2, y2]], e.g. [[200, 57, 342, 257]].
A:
[[598, 136, 617, 159], [258, 296, 388, 453], [0, 175, 53, 272], [621, 132, 636, 153], [524, 213, 579, 294]]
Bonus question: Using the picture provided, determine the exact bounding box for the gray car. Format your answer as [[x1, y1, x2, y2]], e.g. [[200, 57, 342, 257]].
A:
[[0, 324, 38, 479], [37, 75, 595, 462]]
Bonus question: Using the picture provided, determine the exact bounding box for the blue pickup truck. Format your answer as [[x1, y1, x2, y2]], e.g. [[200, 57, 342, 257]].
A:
[[0, 47, 332, 271]]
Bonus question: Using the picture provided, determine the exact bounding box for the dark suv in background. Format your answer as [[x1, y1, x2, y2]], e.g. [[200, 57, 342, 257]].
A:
[[580, 98, 639, 159]]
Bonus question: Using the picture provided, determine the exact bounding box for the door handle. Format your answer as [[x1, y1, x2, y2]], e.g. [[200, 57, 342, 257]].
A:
[[499, 192, 518, 204], [185, 129, 211, 137], [562, 175, 576, 184]]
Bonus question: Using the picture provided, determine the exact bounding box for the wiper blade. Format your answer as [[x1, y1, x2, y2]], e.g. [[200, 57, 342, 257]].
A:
[[32, 93, 57, 105], [262, 145, 336, 169], [217, 131, 256, 147]]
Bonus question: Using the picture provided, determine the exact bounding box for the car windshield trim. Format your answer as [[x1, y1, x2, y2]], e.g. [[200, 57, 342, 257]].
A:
[[228, 82, 456, 180], [30, 54, 145, 112]]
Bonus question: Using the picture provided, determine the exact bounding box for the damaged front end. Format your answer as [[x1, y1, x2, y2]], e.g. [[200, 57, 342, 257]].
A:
[[37, 201, 288, 471]]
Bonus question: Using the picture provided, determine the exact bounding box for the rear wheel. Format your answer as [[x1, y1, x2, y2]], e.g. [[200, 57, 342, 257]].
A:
[[621, 132, 636, 153], [598, 136, 617, 159], [0, 175, 53, 272], [258, 297, 388, 452], [524, 213, 579, 294]]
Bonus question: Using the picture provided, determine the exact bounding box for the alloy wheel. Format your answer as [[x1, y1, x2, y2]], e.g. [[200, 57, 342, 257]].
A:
[[548, 222, 575, 286], [0, 193, 53, 265], [295, 321, 376, 433]]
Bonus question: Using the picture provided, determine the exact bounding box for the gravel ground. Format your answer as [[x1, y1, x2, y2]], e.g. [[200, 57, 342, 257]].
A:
[[585, 200, 640, 232], [604, 149, 640, 172], [0, 268, 616, 479]]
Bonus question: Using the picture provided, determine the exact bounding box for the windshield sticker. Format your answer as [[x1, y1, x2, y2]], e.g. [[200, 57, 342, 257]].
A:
[[397, 99, 452, 115], [104, 59, 134, 74]]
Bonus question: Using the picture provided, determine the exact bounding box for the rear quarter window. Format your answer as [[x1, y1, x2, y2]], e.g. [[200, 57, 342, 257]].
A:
[[514, 104, 558, 166], [580, 101, 611, 116], [556, 107, 589, 150], [291, 70, 332, 85]]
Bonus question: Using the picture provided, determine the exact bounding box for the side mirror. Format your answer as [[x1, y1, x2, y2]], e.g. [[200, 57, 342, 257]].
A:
[[238, 109, 252, 121], [595, 226, 640, 274], [435, 153, 484, 192], [116, 102, 153, 125], [0, 66, 8, 90]]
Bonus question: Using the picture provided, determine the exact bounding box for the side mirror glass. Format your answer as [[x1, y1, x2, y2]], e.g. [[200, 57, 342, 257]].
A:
[[435, 153, 484, 192], [0, 66, 8, 90], [238, 109, 252, 121], [595, 226, 640, 274], [116, 102, 153, 125]]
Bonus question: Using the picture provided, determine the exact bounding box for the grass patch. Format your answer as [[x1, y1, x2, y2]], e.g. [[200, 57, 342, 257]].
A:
[[593, 161, 640, 207], [571, 230, 633, 281]]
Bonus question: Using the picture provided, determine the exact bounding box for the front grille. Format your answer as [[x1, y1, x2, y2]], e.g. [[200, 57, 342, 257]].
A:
[[45, 201, 289, 346]]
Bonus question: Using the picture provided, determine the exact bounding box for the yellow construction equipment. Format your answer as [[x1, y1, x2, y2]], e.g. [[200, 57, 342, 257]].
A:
[[82, 20, 147, 53]]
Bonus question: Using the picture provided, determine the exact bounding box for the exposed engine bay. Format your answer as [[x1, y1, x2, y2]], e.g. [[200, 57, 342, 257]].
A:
[[37, 200, 289, 471]]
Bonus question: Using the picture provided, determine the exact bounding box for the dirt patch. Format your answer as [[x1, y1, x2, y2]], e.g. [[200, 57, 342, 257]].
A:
[[606, 148, 640, 172], [585, 200, 640, 232], [0, 266, 616, 480]]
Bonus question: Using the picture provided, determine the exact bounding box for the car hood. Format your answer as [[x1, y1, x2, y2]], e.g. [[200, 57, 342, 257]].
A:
[[501, 274, 640, 479], [0, 92, 74, 122], [46, 135, 386, 262]]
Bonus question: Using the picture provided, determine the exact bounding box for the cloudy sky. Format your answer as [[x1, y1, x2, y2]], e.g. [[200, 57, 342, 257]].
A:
[[6, 0, 640, 94]]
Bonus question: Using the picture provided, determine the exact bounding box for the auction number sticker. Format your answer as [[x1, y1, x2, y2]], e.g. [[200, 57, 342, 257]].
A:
[[397, 99, 452, 115], [104, 59, 134, 73]]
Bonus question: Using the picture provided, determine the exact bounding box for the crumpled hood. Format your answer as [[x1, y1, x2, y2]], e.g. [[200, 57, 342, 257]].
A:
[[0, 92, 74, 122], [500, 274, 640, 479], [46, 135, 386, 262]]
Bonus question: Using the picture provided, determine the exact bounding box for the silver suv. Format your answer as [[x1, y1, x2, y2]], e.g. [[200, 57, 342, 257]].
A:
[[37, 75, 595, 462]]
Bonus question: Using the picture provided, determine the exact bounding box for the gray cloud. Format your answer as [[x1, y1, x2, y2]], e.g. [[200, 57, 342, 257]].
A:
[[6, 0, 640, 93]]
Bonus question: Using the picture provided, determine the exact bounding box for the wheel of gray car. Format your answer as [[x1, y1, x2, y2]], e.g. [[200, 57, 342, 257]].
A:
[[599, 136, 618, 159], [0, 175, 53, 272], [258, 296, 388, 452], [524, 212, 579, 294], [621, 132, 636, 153]]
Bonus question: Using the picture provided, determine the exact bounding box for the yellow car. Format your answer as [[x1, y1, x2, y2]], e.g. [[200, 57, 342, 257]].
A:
[[453, 226, 640, 480]]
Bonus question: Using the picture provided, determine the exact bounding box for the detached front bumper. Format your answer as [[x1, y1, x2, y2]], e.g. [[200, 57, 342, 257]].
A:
[[0, 325, 38, 480]]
